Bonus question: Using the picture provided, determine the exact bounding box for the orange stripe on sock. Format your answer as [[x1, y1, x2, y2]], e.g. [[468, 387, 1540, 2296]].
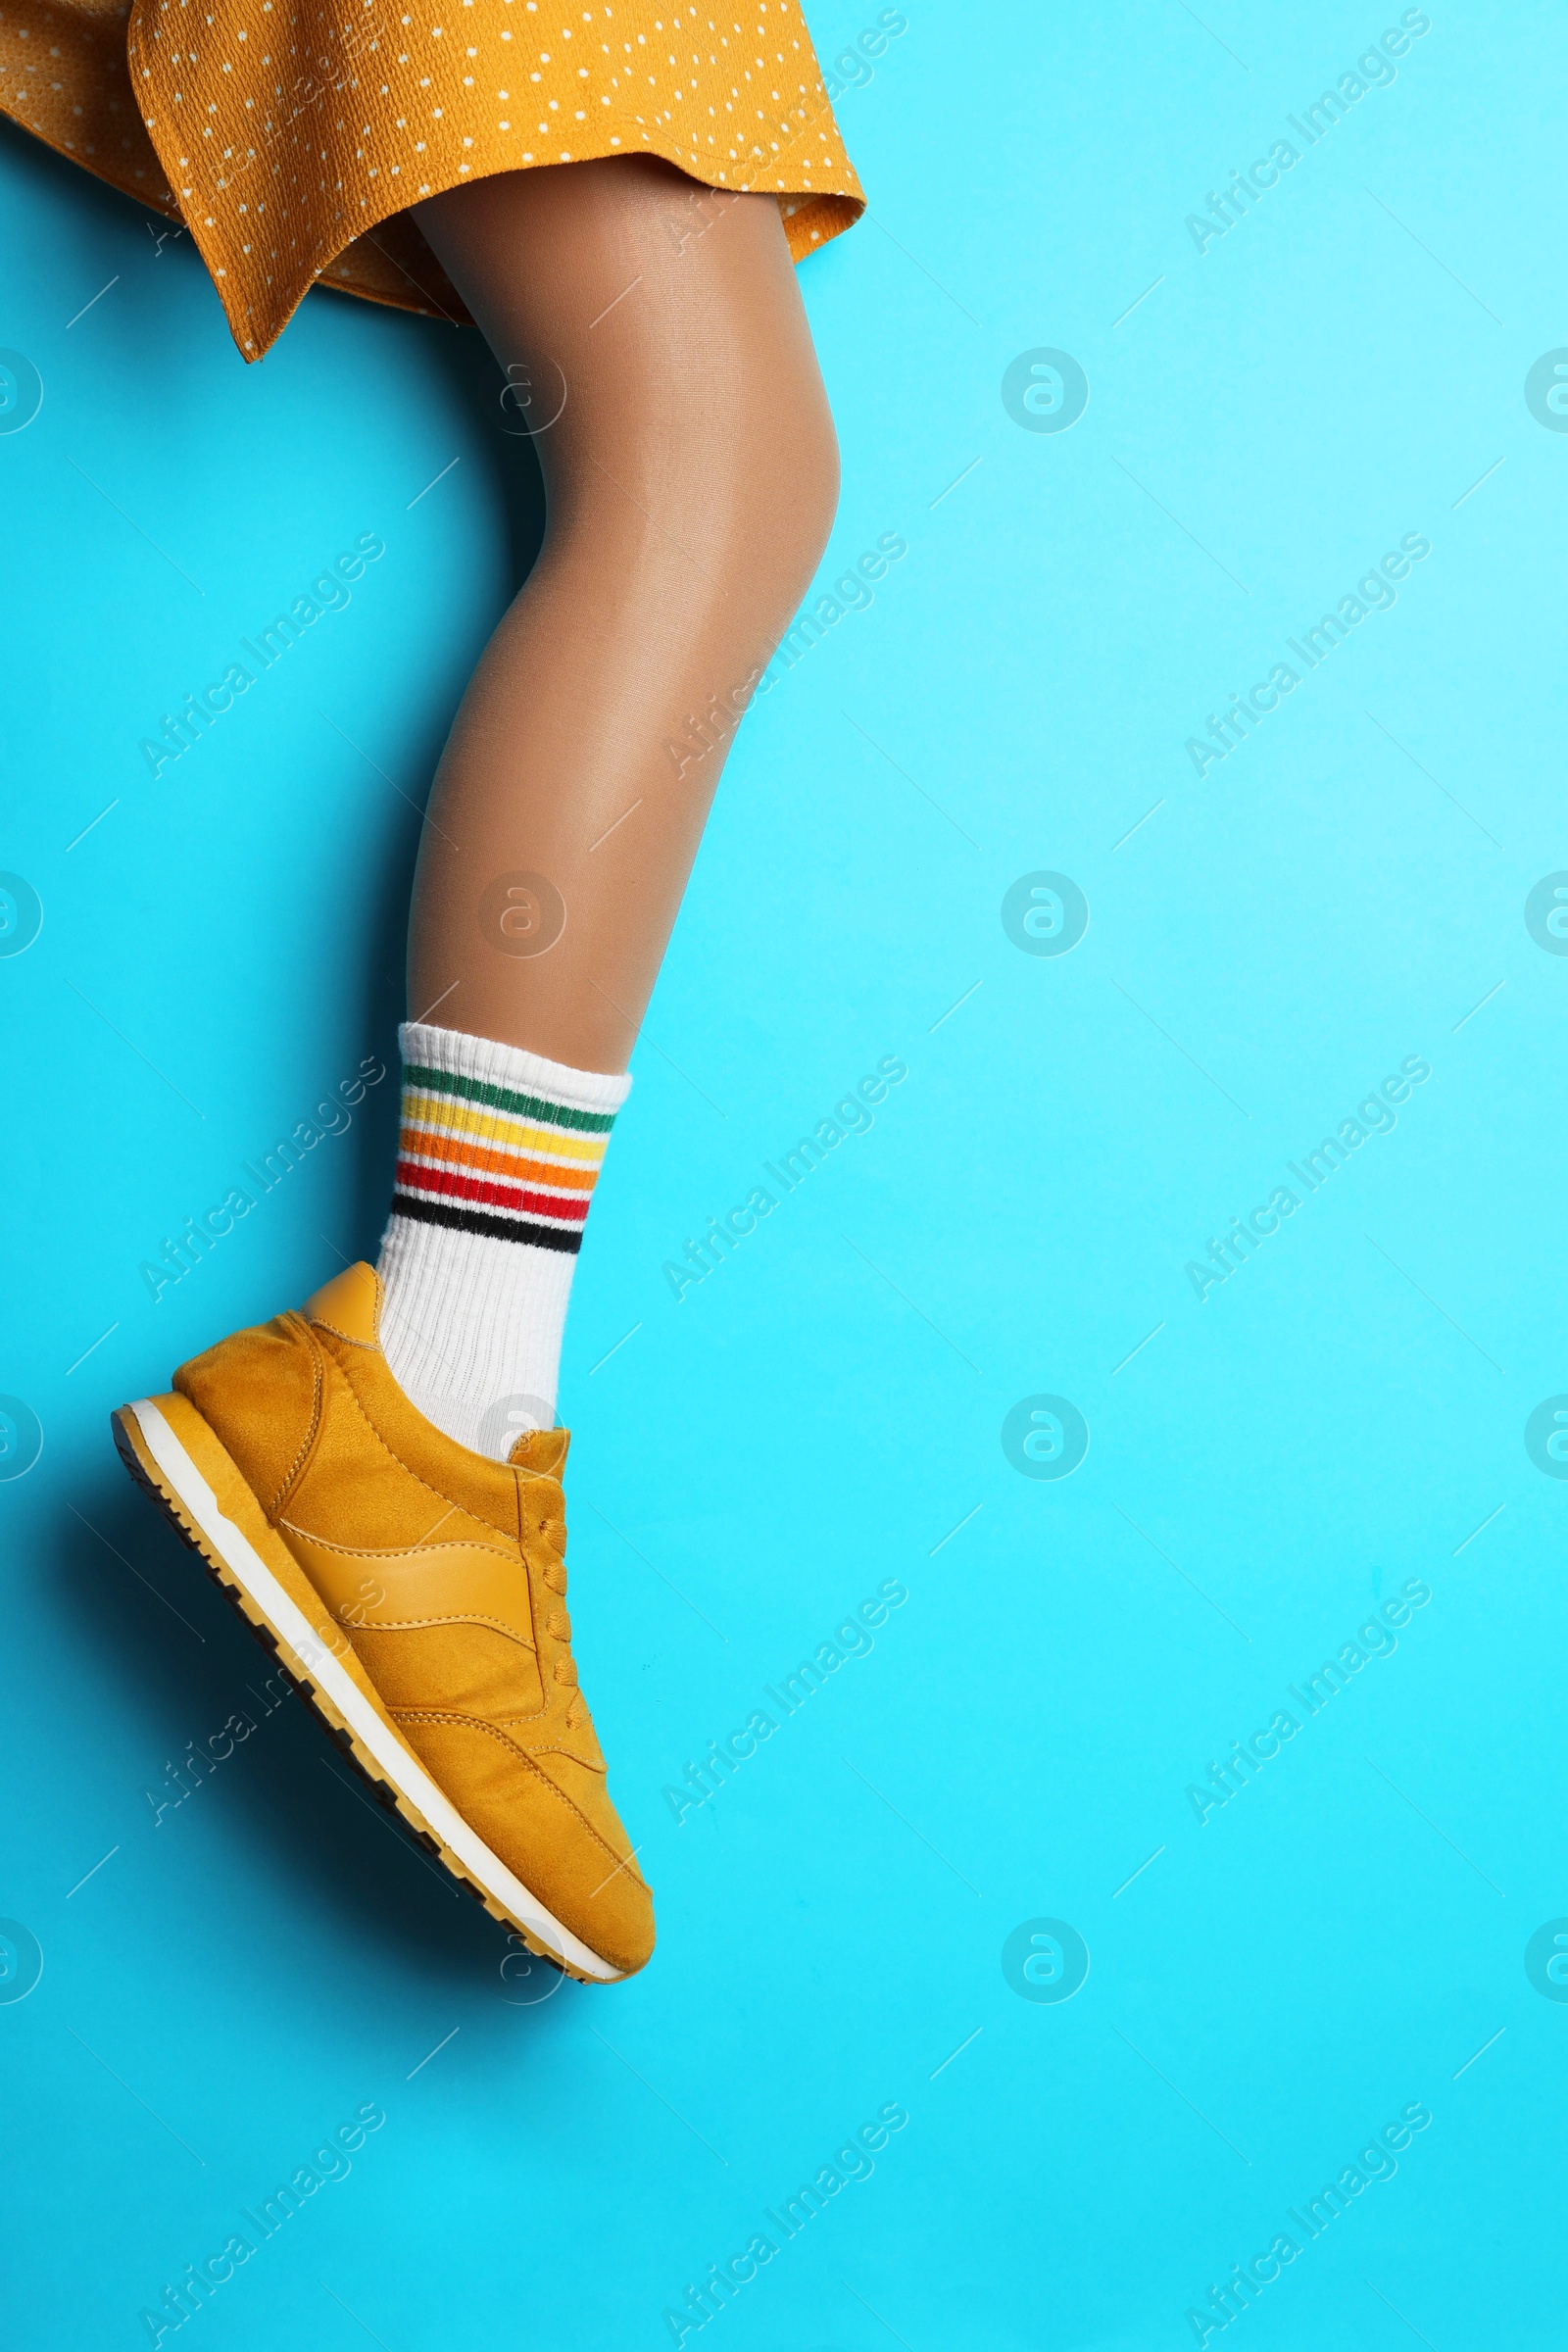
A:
[[399, 1124, 599, 1192]]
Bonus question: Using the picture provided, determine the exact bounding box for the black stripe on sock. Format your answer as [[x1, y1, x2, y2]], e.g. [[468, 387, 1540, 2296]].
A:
[[389, 1190, 584, 1253]]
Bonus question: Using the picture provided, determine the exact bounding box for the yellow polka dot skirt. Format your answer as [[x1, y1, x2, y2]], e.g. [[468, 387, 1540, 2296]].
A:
[[0, 0, 862, 357]]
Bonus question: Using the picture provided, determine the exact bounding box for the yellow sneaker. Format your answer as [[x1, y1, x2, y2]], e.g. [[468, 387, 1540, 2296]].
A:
[[111, 1262, 653, 1981]]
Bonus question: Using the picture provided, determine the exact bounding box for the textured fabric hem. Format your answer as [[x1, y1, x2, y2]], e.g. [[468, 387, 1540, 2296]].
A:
[[122, 36, 862, 363], [400, 1020, 631, 1119], [0, 99, 182, 219]]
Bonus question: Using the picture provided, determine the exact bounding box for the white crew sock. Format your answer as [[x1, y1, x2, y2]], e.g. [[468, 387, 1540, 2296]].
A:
[[374, 1020, 630, 1458]]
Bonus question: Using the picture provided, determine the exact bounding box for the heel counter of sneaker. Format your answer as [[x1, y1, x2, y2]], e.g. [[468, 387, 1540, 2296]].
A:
[[172, 1312, 323, 1522]]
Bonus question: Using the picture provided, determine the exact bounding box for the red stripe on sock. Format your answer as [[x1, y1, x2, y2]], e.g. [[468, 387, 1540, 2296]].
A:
[[394, 1157, 591, 1225]]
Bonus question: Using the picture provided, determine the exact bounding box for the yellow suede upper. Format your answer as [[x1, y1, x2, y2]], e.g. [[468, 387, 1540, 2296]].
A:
[[173, 1261, 652, 1973]]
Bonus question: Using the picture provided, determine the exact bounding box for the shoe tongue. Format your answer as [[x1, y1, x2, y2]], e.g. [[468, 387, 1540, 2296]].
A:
[[303, 1261, 380, 1345], [508, 1426, 570, 1476]]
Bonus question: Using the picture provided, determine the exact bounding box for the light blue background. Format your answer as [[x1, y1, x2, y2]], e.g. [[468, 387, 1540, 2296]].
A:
[[3, 2, 1565, 2345]]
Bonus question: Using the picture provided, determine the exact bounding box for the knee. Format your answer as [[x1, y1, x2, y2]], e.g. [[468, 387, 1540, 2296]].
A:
[[748, 368, 841, 614], [791, 397, 841, 577]]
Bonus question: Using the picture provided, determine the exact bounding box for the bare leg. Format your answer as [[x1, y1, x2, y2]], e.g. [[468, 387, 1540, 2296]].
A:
[[410, 159, 840, 1071], [110, 172, 845, 1985]]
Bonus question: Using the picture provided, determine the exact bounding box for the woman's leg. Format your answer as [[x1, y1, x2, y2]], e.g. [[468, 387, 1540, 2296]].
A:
[[410, 157, 840, 1069], [376, 160, 839, 1450]]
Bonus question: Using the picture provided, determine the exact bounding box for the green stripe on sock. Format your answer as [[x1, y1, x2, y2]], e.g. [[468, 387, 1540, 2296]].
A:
[[403, 1060, 618, 1135]]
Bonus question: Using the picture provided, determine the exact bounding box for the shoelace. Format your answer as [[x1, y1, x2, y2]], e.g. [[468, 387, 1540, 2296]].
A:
[[537, 1531, 586, 1730]]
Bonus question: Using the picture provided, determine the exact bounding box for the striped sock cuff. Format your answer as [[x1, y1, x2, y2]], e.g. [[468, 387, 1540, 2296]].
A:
[[389, 1021, 631, 1255]]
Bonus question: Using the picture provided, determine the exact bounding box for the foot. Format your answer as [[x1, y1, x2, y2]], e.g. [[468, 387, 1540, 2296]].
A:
[[112, 1262, 653, 1981]]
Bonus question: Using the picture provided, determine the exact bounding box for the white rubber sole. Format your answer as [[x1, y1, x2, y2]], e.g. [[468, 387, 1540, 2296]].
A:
[[122, 1396, 622, 1983]]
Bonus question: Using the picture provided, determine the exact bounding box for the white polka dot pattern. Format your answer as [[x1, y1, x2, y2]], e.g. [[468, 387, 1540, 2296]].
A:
[[0, 0, 861, 355]]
